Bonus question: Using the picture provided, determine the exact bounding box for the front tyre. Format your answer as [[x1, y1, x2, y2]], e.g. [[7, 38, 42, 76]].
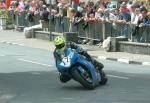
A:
[[71, 69, 95, 90]]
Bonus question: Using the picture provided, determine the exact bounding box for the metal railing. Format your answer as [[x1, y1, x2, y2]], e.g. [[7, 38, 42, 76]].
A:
[[12, 11, 150, 43]]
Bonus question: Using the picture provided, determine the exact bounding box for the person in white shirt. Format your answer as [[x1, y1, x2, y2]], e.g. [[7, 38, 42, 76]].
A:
[[131, 8, 140, 25], [131, 8, 142, 42]]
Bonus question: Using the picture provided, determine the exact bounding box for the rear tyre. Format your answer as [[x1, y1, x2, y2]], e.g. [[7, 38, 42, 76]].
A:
[[99, 70, 108, 85]]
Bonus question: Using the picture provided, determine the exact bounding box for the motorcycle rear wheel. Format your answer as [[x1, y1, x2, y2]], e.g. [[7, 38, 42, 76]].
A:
[[99, 70, 108, 85]]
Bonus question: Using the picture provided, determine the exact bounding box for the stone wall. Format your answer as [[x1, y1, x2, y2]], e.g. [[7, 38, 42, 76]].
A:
[[118, 41, 150, 55]]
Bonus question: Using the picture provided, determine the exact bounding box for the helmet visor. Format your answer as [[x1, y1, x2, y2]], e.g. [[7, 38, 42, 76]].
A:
[[56, 43, 65, 49]]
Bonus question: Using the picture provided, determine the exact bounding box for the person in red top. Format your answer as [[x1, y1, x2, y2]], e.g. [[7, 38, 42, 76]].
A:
[[72, 0, 79, 11], [73, 0, 79, 4], [120, 2, 130, 13], [6, 0, 10, 9]]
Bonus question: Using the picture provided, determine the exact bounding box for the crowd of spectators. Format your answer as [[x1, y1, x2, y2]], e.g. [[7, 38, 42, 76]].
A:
[[0, 0, 150, 42]]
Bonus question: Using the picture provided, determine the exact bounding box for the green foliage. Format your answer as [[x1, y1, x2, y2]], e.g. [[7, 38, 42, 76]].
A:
[[0, 9, 13, 25], [0, 9, 9, 18]]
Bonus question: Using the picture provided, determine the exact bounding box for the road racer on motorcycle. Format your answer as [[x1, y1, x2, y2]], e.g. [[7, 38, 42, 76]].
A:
[[53, 36, 107, 84]]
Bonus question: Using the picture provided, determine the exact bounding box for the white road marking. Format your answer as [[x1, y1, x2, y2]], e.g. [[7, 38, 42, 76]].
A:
[[18, 58, 52, 67], [11, 42, 24, 46], [98, 56, 107, 60], [63, 98, 74, 100], [0, 41, 24, 46], [0, 94, 16, 102], [142, 62, 150, 66], [108, 74, 129, 79], [117, 58, 129, 64], [30, 72, 41, 75]]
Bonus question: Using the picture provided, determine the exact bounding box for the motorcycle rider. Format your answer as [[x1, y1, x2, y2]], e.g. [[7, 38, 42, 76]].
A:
[[53, 36, 104, 83]]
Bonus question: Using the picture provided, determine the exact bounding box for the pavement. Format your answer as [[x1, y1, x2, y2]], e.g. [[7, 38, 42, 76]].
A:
[[0, 30, 150, 66]]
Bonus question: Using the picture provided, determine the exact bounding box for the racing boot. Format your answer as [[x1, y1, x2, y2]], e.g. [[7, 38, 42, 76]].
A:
[[92, 58, 104, 72]]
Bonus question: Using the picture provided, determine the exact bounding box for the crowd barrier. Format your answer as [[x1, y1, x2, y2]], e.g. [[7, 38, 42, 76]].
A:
[[12, 11, 150, 43], [11, 11, 40, 28]]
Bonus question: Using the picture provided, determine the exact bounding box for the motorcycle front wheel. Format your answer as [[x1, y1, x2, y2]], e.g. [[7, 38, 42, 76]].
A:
[[71, 67, 95, 90]]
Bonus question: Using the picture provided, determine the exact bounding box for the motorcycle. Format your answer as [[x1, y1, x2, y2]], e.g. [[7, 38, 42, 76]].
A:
[[56, 48, 107, 89]]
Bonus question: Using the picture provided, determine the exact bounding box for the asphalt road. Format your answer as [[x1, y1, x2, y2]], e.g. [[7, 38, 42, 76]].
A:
[[0, 43, 150, 103]]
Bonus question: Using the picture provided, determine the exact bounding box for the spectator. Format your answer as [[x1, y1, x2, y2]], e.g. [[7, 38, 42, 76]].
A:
[[131, 8, 143, 42], [118, 0, 124, 5], [83, 5, 95, 31], [85, 6, 95, 19], [143, 12, 150, 43], [26, 11, 35, 26], [131, 8, 140, 25], [9, 1, 16, 25], [130, 8, 140, 33], [24, 0, 30, 11], [57, 2, 64, 16], [73, 4, 84, 26], [143, 12, 150, 26], [119, 7, 131, 22], [111, 9, 121, 31], [94, 0, 105, 10], [17, 1, 25, 12], [83, 5, 96, 44], [138, 10, 147, 25], [39, 0, 44, 7], [130, 5, 136, 23], [29, 1, 36, 13], [87, 0, 94, 8], [76, 4, 84, 17], [95, 8, 104, 20], [40, 5, 49, 21], [62, 3, 68, 17], [40, 5, 49, 31], [139, 1, 147, 12], [113, 9, 120, 21], [118, 6, 131, 37], [67, 0, 72, 6], [72, 0, 79, 11], [109, 11, 119, 22], [103, 9, 115, 22], [66, 5, 75, 32], [120, 3, 130, 13], [138, 12, 150, 43], [0, 0, 6, 9], [66, 4, 74, 18], [126, 0, 133, 12], [24, 1, 35, 27]]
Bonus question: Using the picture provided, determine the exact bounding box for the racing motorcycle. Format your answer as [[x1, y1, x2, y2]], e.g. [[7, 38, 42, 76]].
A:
[[56, 48, 107, 89]]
